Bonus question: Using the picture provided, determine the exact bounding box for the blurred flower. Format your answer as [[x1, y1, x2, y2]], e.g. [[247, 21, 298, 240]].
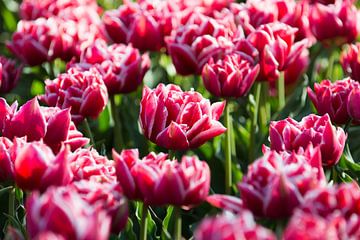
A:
[[41, 67, 108, 124], [238, 147, 326, 218], [14, 142, 72, 191], [70, 148, 116, 183], [0, 56, 22, 94], [206, 194, 244, 213], [73, 39, 150, 94], [269, 114, 346, 167], [26, 186, 111, 240], [70, 180, 128, 234], [307, 78, 359, 125], [139, 84, 226, 150], [309, 0, 358, 45], [0, 97, 88, 153], [202, 52, 259, 98], [195, 211, 276, 240], [0, 137, 14, 182], [341, 43, 360, 82], [347, 86, 360, 123], [113, 149, 210, 207], [166, 12, 234, 75]]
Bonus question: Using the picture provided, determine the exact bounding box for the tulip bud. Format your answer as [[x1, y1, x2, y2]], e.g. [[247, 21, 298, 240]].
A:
[[0, 56, 22, 94]]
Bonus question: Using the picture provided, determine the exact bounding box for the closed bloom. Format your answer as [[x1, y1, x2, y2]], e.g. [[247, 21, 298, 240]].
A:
[[140, 84, 226, 150], [307, 78, 359, 125], [0, 56, 22, 94], [0, 97, 88, 153], [70, 180, 128, 234], [269, 114, 346, 167], [41, 67, 108, 124], [202, 53, 259, 98], [347, 86, 360, 122], [195, 211, 276, 240], [14, 142, 72, 191], [26, 187, 111, 240], [0, 137, 14, 182], [113, 149, 210, 207], [309, 0, 358, 45], [238, 148, 326, 218], [76, 40, 150, 94], [341, 43, 360, 82]]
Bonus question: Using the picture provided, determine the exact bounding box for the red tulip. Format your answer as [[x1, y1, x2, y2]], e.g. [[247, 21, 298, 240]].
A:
[[139, 84, 226, 150], [195, 210, 276, 240], [14, 142, 72, 191], [238, 148, 326, 218], [26, 187, 111, 240], [74, 39, 150, 94], [0, 137, 14, 182], [347, 86, 360, 122], [70, 148, 116, 183], [41, 67, 108, 124], [309, 0, 358, 45], [202, 53, 259, 98], [0, 56, 22, 93], [307, 78, 359, 125], [269, 114, 346, 167], [114, 149, 211, 207], [341, 43, 360, 82], [70, 180, 128, 234]]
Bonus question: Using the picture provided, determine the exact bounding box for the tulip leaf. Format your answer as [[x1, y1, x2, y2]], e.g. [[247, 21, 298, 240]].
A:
[[161, 206, 173, 240], [119, 218, 136, 240], [0, 187, 12, 197]]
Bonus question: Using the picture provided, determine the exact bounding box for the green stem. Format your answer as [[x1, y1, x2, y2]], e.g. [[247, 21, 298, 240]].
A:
[[326, 49, 336, 80], [110, 95, 124, 151], [84, 118, 95, 146], [8, 187, 15, 219], [173, 206, 182, 240], [249, 83, 261, 163], [168, 149, 176, 160], [224, 102, 232, 194], [278, 71, 285, 111], [47, 61, 55, 79], [140, 204, 149, 240]]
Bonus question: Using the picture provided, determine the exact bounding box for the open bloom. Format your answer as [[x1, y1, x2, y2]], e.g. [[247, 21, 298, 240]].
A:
[[341, 43, 360, 82], [0, 56, 22, 93], [26, 186, 111, 240], [202, 52, 259, 98], [269, 114, 346, 167], [140, 84, 226, 150], [113, 149, 210, 207], [307, 78, 360, 125], [41, 67, 108, 124], [238, 147, 326, 218]]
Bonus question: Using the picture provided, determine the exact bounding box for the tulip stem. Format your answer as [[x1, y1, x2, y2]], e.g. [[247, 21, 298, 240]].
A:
[[224, 102, 232, 194], [47, 61, 55, 79], [140, 204, 148, 240], [278, 71, 285, 111], [249, 83, 261, 163], [8, 187, 15, 219], [173, 206, 182, 240], [84, 118, 95, 146], [110, 95, 124, 151]]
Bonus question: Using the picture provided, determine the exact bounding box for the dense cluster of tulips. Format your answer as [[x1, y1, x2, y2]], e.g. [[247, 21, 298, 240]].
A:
[[1, 0, 360, 239]]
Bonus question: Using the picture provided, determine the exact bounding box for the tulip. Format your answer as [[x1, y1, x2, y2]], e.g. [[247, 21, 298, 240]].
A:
[[0, 56, 22, 94], [139, 84, 226, 150], [41, 67, 108, 124], [70, 180, 128, 234], [340, 43, 360, 82], [347, 87, 360, 122], [26, 187, 111, 240], [206, 194, 244, 213], [238, 148, 326, 218], [114, 149, 211, 207], [14, 142, 72, 191], [75, 39, 150, 94], [269, 114, 346, 167], [195, 211, 276, 240], [0, 137, 14, 182], [307, 78, 359, 125], [309, 0, 358, 45], [202, 53, 259, 98], [70, 148, 116, 183]]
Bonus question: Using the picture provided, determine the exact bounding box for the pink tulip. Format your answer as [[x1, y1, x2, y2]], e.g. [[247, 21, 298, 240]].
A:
[[195, 210, 276, 240], [202, 53, 259, 98], [139, 84, 226, 150], [0, 56, 22, 93], [114, 149, 211, 207], [41, 67, 108, 124], [308, 78, 359, 125], [206, 194, 244, 213], [269, 114, 346, 167], [238, 148, 326, 218], [347, 86, 360, 122], [26, 187, 111, 240], [341, 43, 360, 82], [14, 142, 72, 191], [70, 180, 128, 234], [0, 137, 14, 182]]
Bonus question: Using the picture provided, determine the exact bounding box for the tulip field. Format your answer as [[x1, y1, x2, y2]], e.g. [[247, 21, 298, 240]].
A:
[[2, 0, 360, 239]]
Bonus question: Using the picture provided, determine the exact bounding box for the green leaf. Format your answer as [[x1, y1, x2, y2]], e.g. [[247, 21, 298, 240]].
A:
[[161, 206, 173, 240], [119, 218, 137, 240], [0, 187, 12, 197]]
